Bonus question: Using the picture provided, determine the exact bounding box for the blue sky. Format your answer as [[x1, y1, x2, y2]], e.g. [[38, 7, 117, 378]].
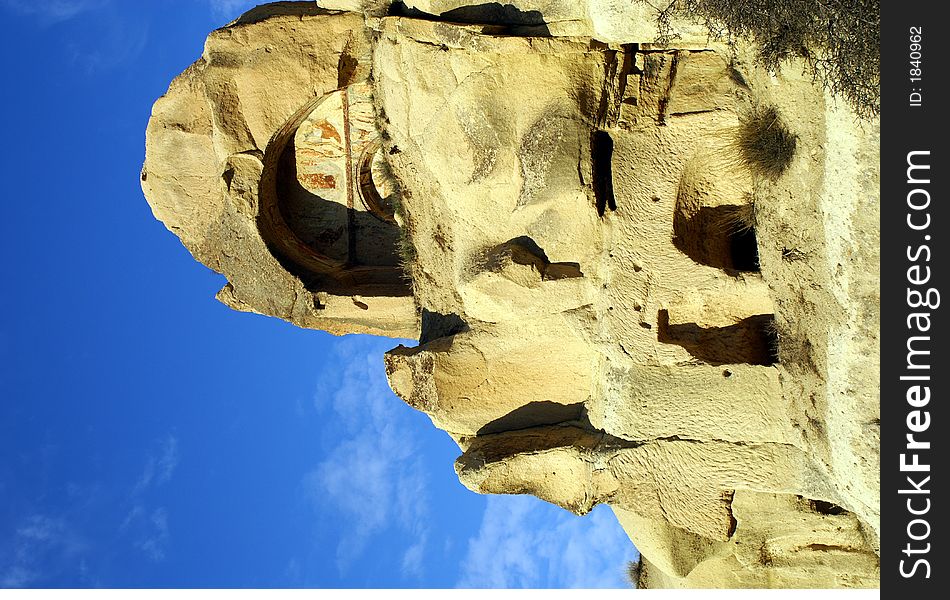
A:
[[0, 0, 638, 588]]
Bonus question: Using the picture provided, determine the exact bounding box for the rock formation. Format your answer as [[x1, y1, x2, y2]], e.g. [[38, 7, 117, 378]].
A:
[[142, 1, 881, 588]]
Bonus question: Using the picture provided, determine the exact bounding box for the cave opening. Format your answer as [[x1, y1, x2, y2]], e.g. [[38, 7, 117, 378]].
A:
[[592, 130, 617, 216], [673, 204, 760, 273], [730, 225, 760, 272]]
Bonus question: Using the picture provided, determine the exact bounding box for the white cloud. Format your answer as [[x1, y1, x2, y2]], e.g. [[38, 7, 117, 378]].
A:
[[120, 505, 171, 563], [136, 508, 171, 562], [123, 435, 177, 562], [0, 0, 108, 24], [133, 434, 179, 494], [401, 533, 428, 579], [302, 335, 637, 587], [303, 336, 430, 577], [156, 436, 180, 485], [457, 496, 639, 588], [0, 514, 88, 588], [119, 505, 145, 533], [15, 515, 63, 542], [0, 435, 179, 585]]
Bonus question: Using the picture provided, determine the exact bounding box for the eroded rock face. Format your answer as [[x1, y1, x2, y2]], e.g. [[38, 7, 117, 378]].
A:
[[142, 4, 416, 338], [372, 13, 879, 588], [143, 2, 880, 589], [618, 491, 880, 588], [317, 0, 712, 41]]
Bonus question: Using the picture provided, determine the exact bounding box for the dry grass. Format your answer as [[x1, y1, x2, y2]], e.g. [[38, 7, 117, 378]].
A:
[[397, 231, 417, 272], [626, 560, 642, 587], [766, 316, 818, 372], [717, 198, 756, 234], [651, 0, 880, 118], [391, 192, 419, 281], [736, 107, 797, 179]]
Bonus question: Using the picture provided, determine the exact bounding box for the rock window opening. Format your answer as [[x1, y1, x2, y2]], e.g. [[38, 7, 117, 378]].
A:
[[673, 203, 760, 272], [592, 130, 617, 216]]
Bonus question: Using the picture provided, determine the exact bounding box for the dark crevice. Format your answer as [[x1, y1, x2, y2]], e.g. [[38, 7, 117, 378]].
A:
[[337, 48, 360, 89], [730, 227, 760, 272], [543, 262, 583, 280], [809, 499, 848, 516], [506, 236, 584, 280], [388, 1, 550, 35], [611, 44, 639, 125], [724, 490, 738, 538], [459, 421, 640, 463], [508, 235, 549, 263], [658, 50, 681, 125], [420, 309, 469, 344], [657, 310, 779, 366], [592, 131, 616, 216], [477, 401, 586, 435], [222, 167, 234, 189], [804, 544, 841, 552], [474, 237, 584, 281], [617, 44, 639, 94]]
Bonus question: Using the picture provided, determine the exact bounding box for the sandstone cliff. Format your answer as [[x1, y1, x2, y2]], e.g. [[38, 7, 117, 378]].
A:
[[142, 1, 880, 588]]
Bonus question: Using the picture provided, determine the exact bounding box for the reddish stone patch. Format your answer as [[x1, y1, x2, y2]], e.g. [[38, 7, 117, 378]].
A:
[[315, 120, 342, 144], [300, 173, 337, 189]]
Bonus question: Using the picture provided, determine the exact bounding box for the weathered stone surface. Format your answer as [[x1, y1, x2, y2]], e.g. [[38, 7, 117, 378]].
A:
[[318, 0, 713, 41], [385, 320, 597, 436], [144, 2, 880, 589], [373, 14, 879, 587], [667, 50, 743, 115], [455, 424, 836, 541], [142, 5, 417, 337], [625, 492, 880, 588], [373, 17, 607, 321]]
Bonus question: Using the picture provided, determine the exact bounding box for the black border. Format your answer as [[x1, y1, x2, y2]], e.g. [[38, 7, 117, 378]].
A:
[[882, 2, 946, 593]]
